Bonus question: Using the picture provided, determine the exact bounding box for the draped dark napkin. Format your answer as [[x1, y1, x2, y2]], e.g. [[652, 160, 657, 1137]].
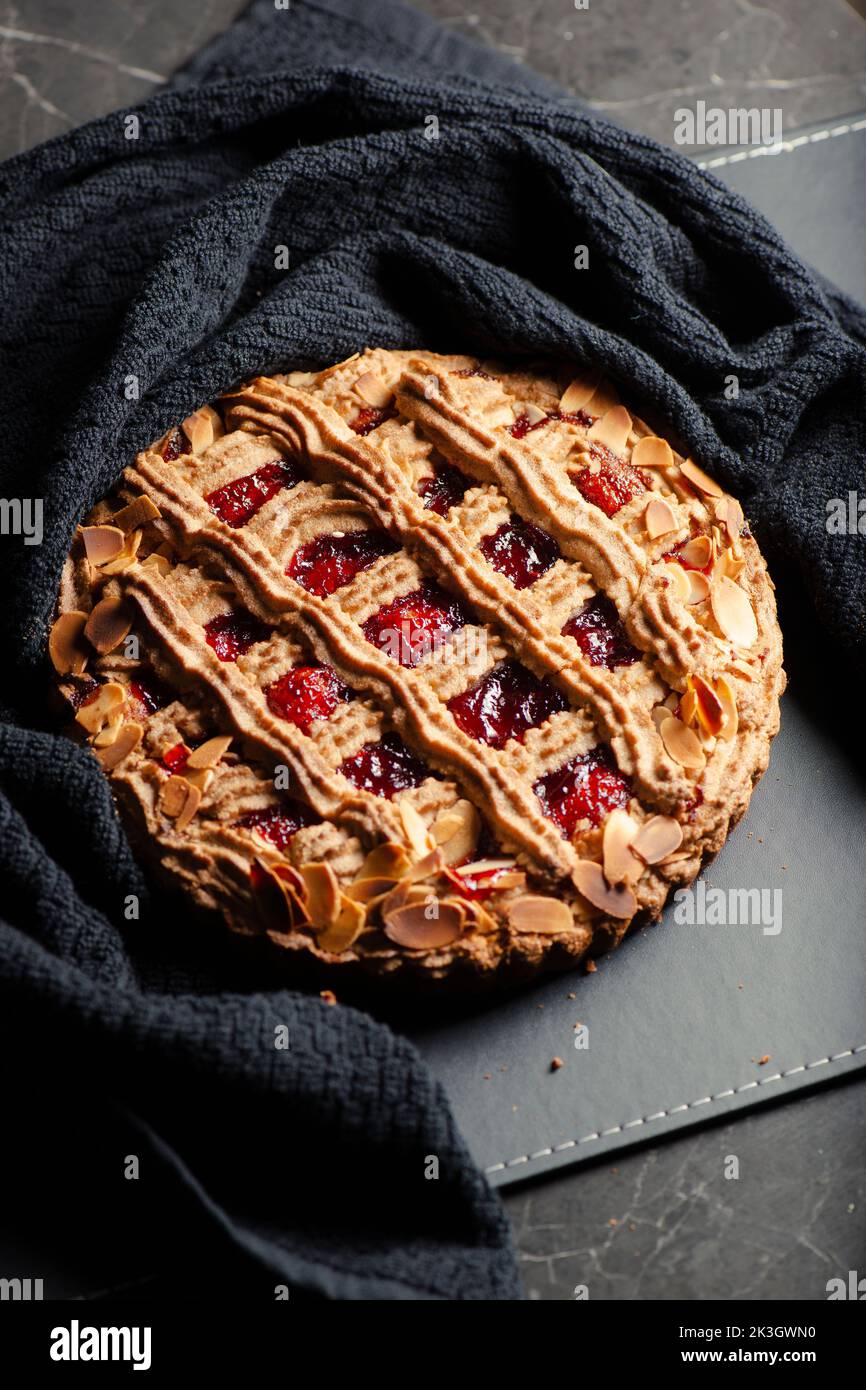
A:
[[0, 0, 864, 1300]]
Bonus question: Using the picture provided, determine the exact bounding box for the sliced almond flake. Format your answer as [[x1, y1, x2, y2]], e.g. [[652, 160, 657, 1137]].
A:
[[355, 841, 412, 883], [181, 403, 224, 453], [493, 871, 527, 890], [84, 596, 134, 656], [678, 536, 713, 569], [660, 715, 706, 772], [602, 808, 643, 886], [184, 766, 214, 795], [685, 570, 711, 605], [383, 901, 463, 949], [300, 862, 340, 929], [644, 496, 676, 539], [405, 847, 445, 883], [432, 798, 481, 866], [680, 458, 723, 498], [272, 872, 310, 931], [711, 575, 758, 648], [344, 876, 398, 905], [559, 370, 600, 413], [715, 495, 744, 546], [506, 895, 574, 935], [718, 547, 745, 582], [584, 380, 620, 416], [96, 721, 142, 771], [49, 610, 89, 675], [715, 675, 739, 740], [523, 402, 547, 426], [160, 775, 191, 819], [632, 436, 674, 470], [354, 371, 393, 408], [689, 674, 724, 736], [663, 691, 680, 710], [75, 682, 126, 735], [176, 782, 202, 830], [92, 709, 124, 748], [587, 405, 631, 455], [140, 553, 172, 576], [728, 656, 755, 680], [186, 735, 233, 770], [457, 857, 517, 877], [112, 495, 160, 533], [651, 705, 670, 731], [679, 688, 698, 726], [317, 894, 366, 954], [379, 879, 417, 917], [660, 562, 690, 602], [572, 861, 637, 919], [100, 529, 143, 575], [80, 525, 125, 567], [631, 815, 684, 865], [398, 801, 434, 859], [463, 898, 499, 934]]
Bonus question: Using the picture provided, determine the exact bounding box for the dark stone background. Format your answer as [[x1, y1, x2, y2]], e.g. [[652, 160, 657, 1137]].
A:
[[1, 0, 864, 1301]]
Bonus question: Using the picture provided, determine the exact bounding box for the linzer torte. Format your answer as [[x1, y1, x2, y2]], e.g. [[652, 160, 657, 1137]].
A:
[[49, 349, 785, 987]]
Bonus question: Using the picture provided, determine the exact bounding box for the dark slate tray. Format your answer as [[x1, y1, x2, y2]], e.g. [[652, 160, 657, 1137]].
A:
[[408, 114, 866, 1186]]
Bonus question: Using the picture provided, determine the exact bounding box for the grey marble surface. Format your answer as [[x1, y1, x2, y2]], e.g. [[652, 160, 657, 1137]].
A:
[[0, 0, 864, 1302], [510, 1080, 865, 1301], [2, 0, 866, 157]]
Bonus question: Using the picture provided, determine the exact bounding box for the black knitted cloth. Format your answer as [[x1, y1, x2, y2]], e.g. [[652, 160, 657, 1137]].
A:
[[0, 0, 863, 1300]]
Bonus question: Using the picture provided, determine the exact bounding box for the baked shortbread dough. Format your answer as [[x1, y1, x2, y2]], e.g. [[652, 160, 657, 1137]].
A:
[[50, 349, 785, 988]]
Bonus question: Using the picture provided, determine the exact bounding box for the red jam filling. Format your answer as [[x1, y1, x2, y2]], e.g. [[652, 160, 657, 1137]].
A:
[[454, 365, 496, 381], [349, 404, 398, 435], [234, 802, 315, 851], [286, 529, 398, 597], [508, 407, 593, 440], [264, 664, 350, 734], [204, 611, 272, 662], [338, 732, 430, 798], [534, 746, 631, 838], [162, 741, 191, 774], [417, 460, 468, 516], [448, 659, 568, 749], [161, 427, 192, 462], [562, 595, 640, 670], [449, 864, 513, 899], [361, 583, 468, 668], [128, 674, 175, 717], [571, 453, 651, 517], [205, 459, 304, 528], [480, 516, 560, 589], [66, 677, 99, 711]]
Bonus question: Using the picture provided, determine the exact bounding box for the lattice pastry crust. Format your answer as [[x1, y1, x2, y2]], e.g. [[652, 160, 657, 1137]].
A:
[[50, 349, 785, 989]]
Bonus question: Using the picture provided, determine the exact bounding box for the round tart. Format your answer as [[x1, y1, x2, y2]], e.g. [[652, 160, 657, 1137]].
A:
[[50, 349, 785, 988]]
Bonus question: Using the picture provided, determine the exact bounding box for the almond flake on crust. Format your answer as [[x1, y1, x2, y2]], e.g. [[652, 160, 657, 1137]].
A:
[[84, 596, 134, 656], [49, 611, 89, 675], [572, 861, 637, 919], [711, 576, 758, 648], [506, 896, 574, 935], [587, 405, 631, 454], [80, 525, 125, 567]]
